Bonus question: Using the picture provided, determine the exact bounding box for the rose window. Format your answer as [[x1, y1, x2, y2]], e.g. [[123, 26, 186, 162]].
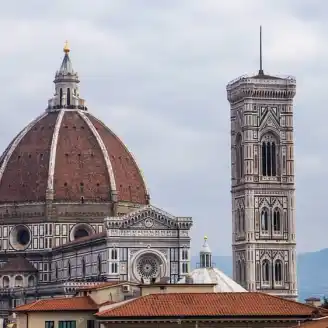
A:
[[136, 255, 160, 278]]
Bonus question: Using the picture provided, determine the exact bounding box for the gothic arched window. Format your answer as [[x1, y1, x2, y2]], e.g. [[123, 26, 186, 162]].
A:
[[261, 208, 269, 232], [236, 133, 244, 180], [274, 260, 283, 283], [273, 208, 281, 232], [262, 259, 270, 283], [261, 134, 277, 177]]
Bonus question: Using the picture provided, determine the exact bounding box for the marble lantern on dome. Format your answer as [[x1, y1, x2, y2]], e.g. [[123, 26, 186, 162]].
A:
[[0, 43, 193, 321], [178, 237, 247, 293]]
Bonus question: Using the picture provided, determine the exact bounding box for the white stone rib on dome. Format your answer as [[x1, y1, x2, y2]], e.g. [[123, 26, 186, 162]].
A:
[[178, 267, 247, 293]]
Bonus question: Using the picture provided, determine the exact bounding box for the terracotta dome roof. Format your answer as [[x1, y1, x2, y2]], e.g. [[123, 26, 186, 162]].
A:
[[0, 45, 149, 205]]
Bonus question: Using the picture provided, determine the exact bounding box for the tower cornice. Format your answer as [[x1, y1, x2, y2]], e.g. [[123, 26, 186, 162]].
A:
[[227, 74, 296, 104]]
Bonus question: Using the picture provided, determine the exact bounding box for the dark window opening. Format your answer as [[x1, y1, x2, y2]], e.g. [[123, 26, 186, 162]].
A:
[[262, 260, 270, 282], [67, 261, 71, 278], [275, 260, 283, 282], [59, 88, 63, 107], [17, 227, 30, 245], [261, 209, 269, 231], [97, 255, 102, 275], [262, 139, 277, 177], [273, 209, 281, 232], [45, 321, 55, 328], [59, 321, 76, 328], [81, 258, 86, 277], [87, 320, 95, 328], [74, 228, 89, 239], [67, 88, 71, 106]]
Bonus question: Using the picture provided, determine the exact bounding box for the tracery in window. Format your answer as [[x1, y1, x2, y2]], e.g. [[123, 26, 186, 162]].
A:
[[273, 208, 281, 232], [274, 259, 283, 283], [261, 208, 269, 232], [261, 134, 278, 177], [262, 259, 270, 283]]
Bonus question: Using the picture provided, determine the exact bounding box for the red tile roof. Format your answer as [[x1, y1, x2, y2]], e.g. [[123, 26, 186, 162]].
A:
[[96, 292, 327, 318], [0, 110, 149, 204], [0, 256, 37, 273], [15, 296, 98, 312]]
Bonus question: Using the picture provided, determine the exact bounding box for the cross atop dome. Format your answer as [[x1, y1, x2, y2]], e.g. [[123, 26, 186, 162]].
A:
[[57, 40, 75, 77], [47, 41, 86, 112]]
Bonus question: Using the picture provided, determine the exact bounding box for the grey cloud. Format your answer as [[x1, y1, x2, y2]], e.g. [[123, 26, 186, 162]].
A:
[[0, 0, 327, 254]]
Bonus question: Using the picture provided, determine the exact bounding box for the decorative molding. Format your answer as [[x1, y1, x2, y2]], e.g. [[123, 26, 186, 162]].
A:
[[78, 111, 117, 193], [47, 109, 65, 197], [105, 204, 193, 230], [108, 229, 178, 238]]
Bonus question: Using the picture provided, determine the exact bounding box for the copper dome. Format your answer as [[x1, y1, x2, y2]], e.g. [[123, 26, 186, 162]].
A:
[[0, 46, 149, 205]]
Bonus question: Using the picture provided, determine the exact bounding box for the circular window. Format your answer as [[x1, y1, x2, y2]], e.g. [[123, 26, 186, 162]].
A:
[[10, 225, 31, 250], [18, 229, 30, 245], [136, 255, 160, 279]]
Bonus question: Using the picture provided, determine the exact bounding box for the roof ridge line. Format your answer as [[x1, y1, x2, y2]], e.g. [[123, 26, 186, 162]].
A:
[[47, 109, 65, 199], [96, 293, 149, 316], [88, 113, 150, 201], [78, 111, 117, 195], [0, 112, 48, 183], [257, 292, 315, 309]]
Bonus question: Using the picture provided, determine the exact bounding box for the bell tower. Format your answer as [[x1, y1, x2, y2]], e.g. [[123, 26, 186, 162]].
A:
[[226, 27, 297, 300]]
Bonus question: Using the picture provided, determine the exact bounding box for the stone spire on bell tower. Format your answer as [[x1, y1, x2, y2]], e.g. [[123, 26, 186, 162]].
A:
[[47, 41, 87, 111], [226, 27, 298, 301]]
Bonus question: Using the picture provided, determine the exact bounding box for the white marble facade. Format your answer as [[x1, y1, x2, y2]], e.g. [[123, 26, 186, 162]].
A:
[[51, 205, 192, 285]]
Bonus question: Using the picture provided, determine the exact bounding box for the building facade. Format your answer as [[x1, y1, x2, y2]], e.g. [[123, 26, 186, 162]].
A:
[[0, 43, 192, 322], [227, 70, 297, 300]]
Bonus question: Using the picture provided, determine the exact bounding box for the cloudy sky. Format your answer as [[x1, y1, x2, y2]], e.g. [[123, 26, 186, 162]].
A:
[[0, 0, 326, 255]]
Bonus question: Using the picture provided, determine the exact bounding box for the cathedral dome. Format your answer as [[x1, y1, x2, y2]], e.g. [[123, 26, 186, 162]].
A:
[[0, 44, 149, 205], [179, 237, 247, 293]]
